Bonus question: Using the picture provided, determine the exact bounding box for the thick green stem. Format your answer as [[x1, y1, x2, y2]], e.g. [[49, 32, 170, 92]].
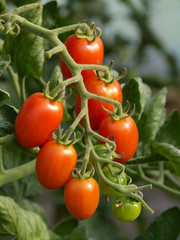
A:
[[0, 159, 36, 187]]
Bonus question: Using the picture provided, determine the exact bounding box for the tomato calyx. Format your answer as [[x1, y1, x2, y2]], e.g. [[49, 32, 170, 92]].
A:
[[53, 129, 83, 147], [72, 163, 95, 180], [75, 22, 102, 42], [96, 61, 127, 84]]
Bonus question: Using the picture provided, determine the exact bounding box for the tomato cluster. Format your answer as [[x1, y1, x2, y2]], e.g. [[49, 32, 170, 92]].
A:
[[15, 30, 141, 222]]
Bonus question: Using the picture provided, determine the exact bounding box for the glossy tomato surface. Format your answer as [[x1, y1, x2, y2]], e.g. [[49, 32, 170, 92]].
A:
[[112, 196, 141, 222], [64, 177, 100, 220], [15, 93, 63, 148], [75, 74, 123, 130], [36, 139, 77, 189], [60, 34, 104, 80], [99, 115, 139, 162]]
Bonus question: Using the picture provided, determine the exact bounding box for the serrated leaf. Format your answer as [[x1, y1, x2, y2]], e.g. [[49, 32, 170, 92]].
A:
[[0, 196, 50, 240], [0, 89, 10, 102], [0, 55, 11, 76], [53, 217, 78, 237], [136, 207, 180, 240], [152, 141, 180, 176], [137, 88, 167, 143], [122, 78, 151, 122], [0, 232, 16, 240], [156, 110, 180, 147], [0, 104, 18, 137], [2, 2, 44, 79]]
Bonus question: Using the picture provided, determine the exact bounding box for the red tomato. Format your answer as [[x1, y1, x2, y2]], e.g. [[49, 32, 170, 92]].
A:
[[64, 177, 100, 220], [75, 74, 123, 130], [99, 115, 139, 162], [15, 93, 63, 148], [60, 34, 104, 80], [36, 139, 77, 189]]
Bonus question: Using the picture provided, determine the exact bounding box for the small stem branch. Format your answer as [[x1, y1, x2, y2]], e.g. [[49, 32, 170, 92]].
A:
[[80, 137, 92, 176], [20, 76, 26, 104], [7, 65, 20, 101], [0, 146, 5, 173], [62, 108, 86, 142], [0, 159, 36, 187], [53, 23, 81, 35]]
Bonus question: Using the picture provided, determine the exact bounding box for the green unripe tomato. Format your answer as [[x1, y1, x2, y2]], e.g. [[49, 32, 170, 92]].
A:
[[98, 166, 127, 197], [90, 144, 114, 167], [112, 196, 141, 222]]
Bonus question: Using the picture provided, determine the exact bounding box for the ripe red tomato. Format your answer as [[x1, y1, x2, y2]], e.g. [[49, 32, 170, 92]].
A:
[[15, 93, 63, 148], [75, 74, 123, 130], [99, 115, 139, 162], [60, 34, 104, 80], [64, 177, 100, 220], [112, 196, 141, 222], [36, 139, 77, 190]]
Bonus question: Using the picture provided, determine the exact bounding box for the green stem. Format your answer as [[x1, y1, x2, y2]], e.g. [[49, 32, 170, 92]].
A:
[[95, 161, 154, 214], [7, 65, 21, 101], [0, 146, 5, 173], [0, 159, 36, 187], [20, 76, 26, 104], [62, 107, 86, 142], [53, 23, 81, 35]]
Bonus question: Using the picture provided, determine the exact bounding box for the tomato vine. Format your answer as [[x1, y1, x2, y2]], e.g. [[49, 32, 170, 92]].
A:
[[0, 3, 180, 229]]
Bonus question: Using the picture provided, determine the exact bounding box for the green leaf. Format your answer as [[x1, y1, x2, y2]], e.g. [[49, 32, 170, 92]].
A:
[[0, 55, 11, 76], [137, 88, 167, 144], [0, 104, 18, 137], [0, 89, 10, 102], [20, 199, 47, 223], [71, 225, 88, 240], [2, 2, 44, 80], [156, 110, 180, 147], [136, 207, 180, 240], [122, 78, 151, 122], [152, 141, 180, 176], [0, 196, 50, 240], [0, 232, 16, 240], [53, 217, 78, 237]]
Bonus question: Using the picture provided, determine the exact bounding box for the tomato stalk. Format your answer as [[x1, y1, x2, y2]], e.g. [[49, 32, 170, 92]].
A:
[[0, 3, 162, 215]]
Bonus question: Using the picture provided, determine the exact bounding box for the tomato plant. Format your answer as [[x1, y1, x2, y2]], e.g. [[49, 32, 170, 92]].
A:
[[36, 139, 77, 190], [112, 196, 141, 222], [0, 2, 179, 239], [60, 34, 104, 81], [15, 93, 63, 148], [98, 165, 127, 197], [99, 115, 139, 162], [64, 177, 100, 220], [75, 74, 123, 130]]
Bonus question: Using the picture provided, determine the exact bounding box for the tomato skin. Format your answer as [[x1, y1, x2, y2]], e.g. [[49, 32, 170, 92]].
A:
[[60, 34, 104, 80], [112, 197, 141, 222], [36, 139, 77, 190], [64, 177, 100, 220], [99, 115, 139, 162], [98, 166, 127, 197], [15, 93, 63, 148], [75, 75, 123, 130]]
